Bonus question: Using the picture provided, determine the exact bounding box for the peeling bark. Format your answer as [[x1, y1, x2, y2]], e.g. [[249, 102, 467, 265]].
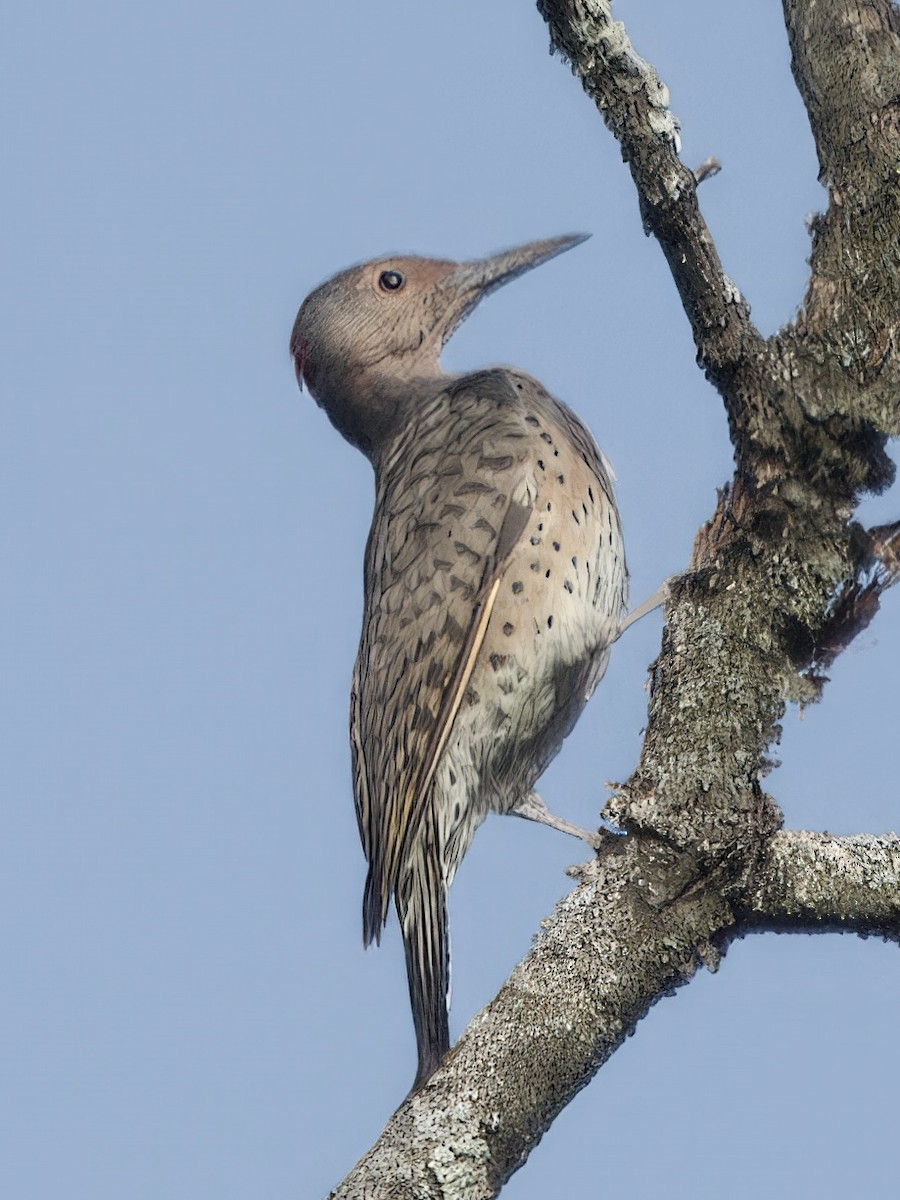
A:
[[328, 2, 900, 1195]]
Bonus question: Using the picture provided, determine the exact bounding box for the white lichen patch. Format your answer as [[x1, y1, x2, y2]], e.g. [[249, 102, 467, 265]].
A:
[[722, 274, 743, 306]]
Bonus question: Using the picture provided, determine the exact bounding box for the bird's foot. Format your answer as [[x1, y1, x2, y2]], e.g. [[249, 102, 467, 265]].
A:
[[613, 577, 674, 641], [511, 791, 602, 850]]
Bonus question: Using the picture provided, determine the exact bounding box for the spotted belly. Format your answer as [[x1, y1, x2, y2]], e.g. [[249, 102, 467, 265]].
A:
[[435, 407, 626, 871]]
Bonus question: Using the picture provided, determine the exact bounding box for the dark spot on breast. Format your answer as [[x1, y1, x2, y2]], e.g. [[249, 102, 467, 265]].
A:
[[588, 486, 595, 504], [537, 459, 545, 471], [530, 561, 540, 572], [503, 622, 514, 636], [583, 502, 589, 517], [541, 432, 553, 444], [547, 615, 553, 629], [537, 522, 544, 531], [449, 769, 457, 786], [571, 556, 578, 570], [572, 509, 580, 525], [546, 501, 552, 512], [553, 541, 560, 551], [489, 652, 507, 671], [525, 415, 540, 426], [554, 449, 559, 457], [545, 569, 551, 578], [512, 580, 523, 594], [564, 579, 574, 593], [530, 535, 541, 546]]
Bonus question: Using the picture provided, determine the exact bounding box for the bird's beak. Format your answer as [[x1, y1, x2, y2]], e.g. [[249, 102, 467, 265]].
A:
[[434, 233, 590, 346]]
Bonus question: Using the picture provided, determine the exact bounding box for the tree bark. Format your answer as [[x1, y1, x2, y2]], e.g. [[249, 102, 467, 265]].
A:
[[745, 830, 900, 932], [328, 2, 900, 1195]]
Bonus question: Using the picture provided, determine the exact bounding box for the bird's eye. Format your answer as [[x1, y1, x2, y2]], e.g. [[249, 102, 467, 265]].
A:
[[378, 269, 405, 292]]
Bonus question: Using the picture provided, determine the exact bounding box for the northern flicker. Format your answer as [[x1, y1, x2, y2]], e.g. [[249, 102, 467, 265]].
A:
[[291, 236, 627, 1092]]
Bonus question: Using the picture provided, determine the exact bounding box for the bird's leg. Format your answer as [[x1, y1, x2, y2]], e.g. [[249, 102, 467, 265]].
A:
[[511, 791, 602, 850], [611, 578, 673, 642]]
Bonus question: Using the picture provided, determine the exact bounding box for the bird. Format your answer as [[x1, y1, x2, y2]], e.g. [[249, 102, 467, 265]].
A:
[[290, 235, 627, 1092]]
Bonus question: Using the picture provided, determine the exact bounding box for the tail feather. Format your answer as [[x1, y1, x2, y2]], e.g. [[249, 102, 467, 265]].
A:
[[362, 866, 384, 948], [396, 826, 450, 1092]]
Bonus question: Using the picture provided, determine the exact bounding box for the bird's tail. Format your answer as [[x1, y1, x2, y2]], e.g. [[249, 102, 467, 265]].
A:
[[396, 822, 450, 1093]]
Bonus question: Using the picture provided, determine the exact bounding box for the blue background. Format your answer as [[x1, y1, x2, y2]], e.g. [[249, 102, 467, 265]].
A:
[[4, 2, 898, 1196]]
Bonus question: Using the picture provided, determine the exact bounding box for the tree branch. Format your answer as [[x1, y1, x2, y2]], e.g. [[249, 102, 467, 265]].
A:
[[781, 0, 900, 444], [330, 835, 735, 1199], [331, 825, 900, 1197], [536, 0, 766, 415], [741, 830, 900, 936]]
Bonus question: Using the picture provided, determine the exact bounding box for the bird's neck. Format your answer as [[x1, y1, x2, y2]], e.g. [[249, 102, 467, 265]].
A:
[[313, 361, 452, 465]]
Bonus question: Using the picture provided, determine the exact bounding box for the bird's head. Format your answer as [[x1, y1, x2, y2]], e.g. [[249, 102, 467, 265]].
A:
[[290, 234, 589, 460]]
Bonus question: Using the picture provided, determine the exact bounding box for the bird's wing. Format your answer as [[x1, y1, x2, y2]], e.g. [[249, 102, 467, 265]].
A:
[[351, 372, 538, 943]]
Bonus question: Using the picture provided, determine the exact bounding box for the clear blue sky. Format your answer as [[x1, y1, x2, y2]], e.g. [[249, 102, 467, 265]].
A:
[[4, 2, 898, 1196]]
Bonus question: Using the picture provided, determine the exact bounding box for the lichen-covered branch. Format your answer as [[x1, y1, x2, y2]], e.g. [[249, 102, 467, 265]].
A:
[[741, 830, 900, 936], [330, 837, 734, 1199], [783, 0, 900, 441], [536, 0, 766, 417], [775, 0, 900, 495], [331, 824, 900, 1198], [327, 4, 900, 1195]]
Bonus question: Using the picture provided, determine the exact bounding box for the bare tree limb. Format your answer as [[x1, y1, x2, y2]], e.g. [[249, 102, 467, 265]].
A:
[[776, 0, 900, 477], [329, 836, 733, 1199], [536, 0, 766, 419], [784, 0, 900, 443], [741, 830, 900, 934], [331, 824, 900, 1198]]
